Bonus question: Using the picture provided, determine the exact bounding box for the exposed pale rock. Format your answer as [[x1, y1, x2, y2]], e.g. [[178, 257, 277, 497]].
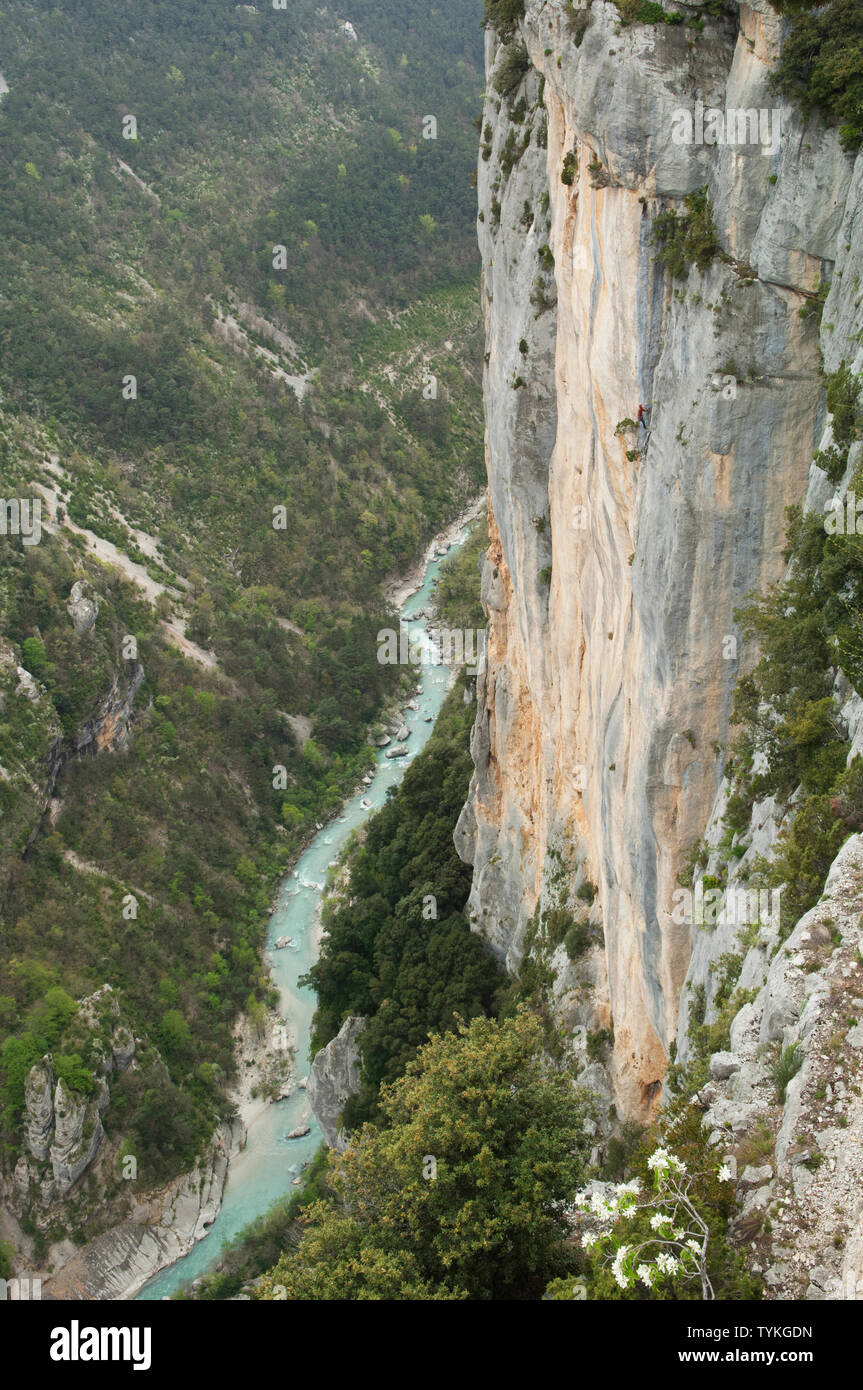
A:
[[49, 1079, 104, 1196], [709, 1052, 740, 1082], [111, 1024, 135, 1071], [41, 1121, 234, 1300], [24, 1056, 55, 1161], [67, 580, 99, 635], [308, 1015, 365, 1151], [740, 1164, 773, 1190], [458, 0, 841, 1115]]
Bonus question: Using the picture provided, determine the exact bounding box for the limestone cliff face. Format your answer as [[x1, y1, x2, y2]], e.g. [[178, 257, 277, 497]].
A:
[[308, 1015, 366, 1151], [459, 0, 862, 1115]]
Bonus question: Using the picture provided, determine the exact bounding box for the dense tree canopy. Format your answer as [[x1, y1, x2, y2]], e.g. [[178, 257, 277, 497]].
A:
[[257, 1013, 593, 1300]]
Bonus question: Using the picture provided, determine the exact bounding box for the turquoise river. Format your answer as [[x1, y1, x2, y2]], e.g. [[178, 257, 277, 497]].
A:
[[138, 515, 477, 1299]]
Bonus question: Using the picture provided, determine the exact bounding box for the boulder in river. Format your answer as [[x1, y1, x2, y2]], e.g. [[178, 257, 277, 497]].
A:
[[386, 746, 409, 758], [285, 1125, 311, 1140]]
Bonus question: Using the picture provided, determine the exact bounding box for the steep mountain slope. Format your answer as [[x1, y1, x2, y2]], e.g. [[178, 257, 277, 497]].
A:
[[459, 0, 863, 1125], [0, 0, 484, 1282]]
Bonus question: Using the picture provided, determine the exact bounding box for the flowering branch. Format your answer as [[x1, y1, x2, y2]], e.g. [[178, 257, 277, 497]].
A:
[[573, 1147, 734, 1301]]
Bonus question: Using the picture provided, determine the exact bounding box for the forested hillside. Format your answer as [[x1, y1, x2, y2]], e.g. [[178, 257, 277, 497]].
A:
[[0, 0, 484, 1258]]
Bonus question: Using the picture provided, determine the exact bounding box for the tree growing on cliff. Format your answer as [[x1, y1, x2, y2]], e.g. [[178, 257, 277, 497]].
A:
[[255, 1013, 593, 1300], [572, 1106, 762, 1301]]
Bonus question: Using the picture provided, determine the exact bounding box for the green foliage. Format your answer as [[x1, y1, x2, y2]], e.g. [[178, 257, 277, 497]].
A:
[[564, 919, 593, 961], [159, 1009, 192, 1056], [0, 0, 487, 1186], [483, 0, 526, 35], [769, 0, 863, 150], [493, 42, 531, 98], [53, 1053, 97, 1097], [615, 0, 685, 22], [651, 188, 721, 279], [564, 3, 592, 45], [306, 676, 503, 1129], [579, 1106, 762, 1300], [722, 479, 863, 933], [561, 151, 578, 185], [772, 1042, 804, 1101], [826, 361, 862, 447], [255, 1013, 593, 1300], [432, 515, 489, 630], [600, 1121, 646, 1181]]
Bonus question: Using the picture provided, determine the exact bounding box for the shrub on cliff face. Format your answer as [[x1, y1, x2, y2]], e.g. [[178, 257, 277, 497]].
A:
[[493, 41, 531, 97], [564, 2, 592, 45], [652, 188, 721, 278], [572, 1107, 762, 1301], [482, 0, 525, 36], [615, 0, 686, 23], [255, 1014, 593, 1300], [826, 360, 863, 447], [769, 0, 863, 149]]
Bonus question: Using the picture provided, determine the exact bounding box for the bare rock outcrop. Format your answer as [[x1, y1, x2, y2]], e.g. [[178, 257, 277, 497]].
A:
[[308, 1015, 366, 1151], [24, 1058, 55, 1162], [458, 0, 863, 1117], [49, 1080, 104, 1198], [66, 580, 99, 635], [687, 834, 863, 1300]]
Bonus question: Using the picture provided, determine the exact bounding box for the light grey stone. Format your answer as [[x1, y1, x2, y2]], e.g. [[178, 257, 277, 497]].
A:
[[308, 1015, 366, 1151]]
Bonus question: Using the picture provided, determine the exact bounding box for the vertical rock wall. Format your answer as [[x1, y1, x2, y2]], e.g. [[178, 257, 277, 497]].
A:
[[458, 0, 861, 1115]]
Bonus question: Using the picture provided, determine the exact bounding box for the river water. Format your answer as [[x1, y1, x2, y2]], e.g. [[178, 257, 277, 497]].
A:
[[138, 518, 475, 1299]]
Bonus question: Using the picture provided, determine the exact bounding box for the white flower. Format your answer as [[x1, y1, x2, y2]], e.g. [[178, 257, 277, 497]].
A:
[[620, 1203, 638, 1220], [655, 1252, 679, 1275], [647, 1147, 671, 1171], [611, 1244, 631, 1290], [673, 1228, 684, 1240], [650, 1211, 671, 1230], [637, 1263, 654, 1288], [686, 1239, 701, 1254], [581, 1232, 598, 1250], [616, 1178, 641, 1196], [718, 1164, 733, 1183]]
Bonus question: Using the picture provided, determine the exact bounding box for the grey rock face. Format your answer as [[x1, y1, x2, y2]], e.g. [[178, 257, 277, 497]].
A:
[[458, 0, 851, 1113], [683, 834, 863, 1298], [111, 1024, 135, 1072], [709, 1051, 740, 1082], [24, 1057, 55, 1161], [40, 1121, 234, 1300], [740, 1164, 773, 1190], [67, 580, 99, 635], [308, 1015, 366, 1151], [49, 1079, 104, 1196]]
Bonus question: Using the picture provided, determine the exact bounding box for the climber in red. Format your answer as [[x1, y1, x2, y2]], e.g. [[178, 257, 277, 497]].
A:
[[637, 402, 650, 427]]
